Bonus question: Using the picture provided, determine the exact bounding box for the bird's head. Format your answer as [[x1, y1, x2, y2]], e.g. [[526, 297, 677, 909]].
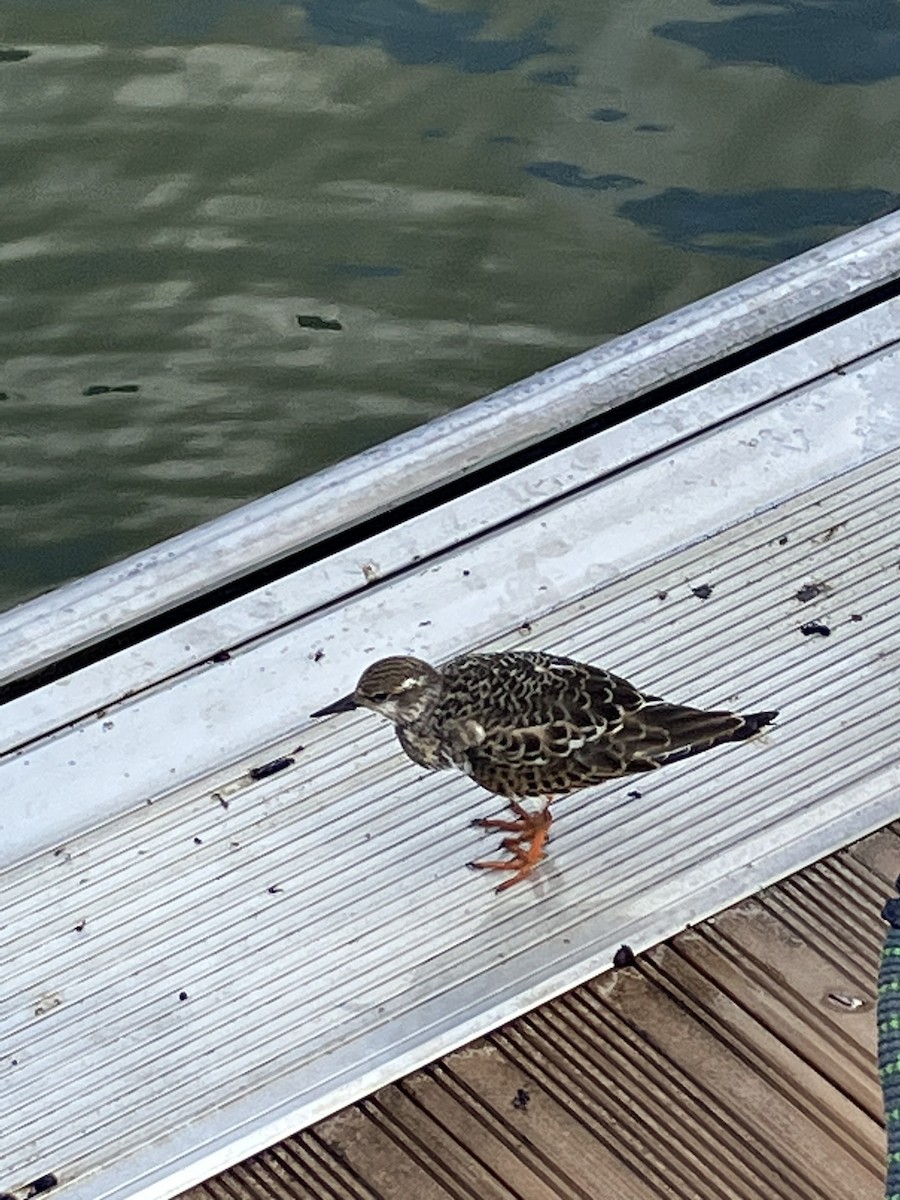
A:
[[311, 656, 442, 726]]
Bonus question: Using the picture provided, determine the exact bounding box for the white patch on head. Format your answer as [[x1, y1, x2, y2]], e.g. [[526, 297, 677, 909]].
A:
[[399, 676, 420, 690]]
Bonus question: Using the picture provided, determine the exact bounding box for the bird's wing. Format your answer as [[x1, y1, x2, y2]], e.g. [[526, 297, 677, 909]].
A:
[[460, 703, 752, 797], [443, 654, 770, 797], [459, 713, 636, 798], [442, 657, 657, 795]]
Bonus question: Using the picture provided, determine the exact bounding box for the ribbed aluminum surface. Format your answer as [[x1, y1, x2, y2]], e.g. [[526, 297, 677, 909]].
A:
[[2, 414, 900, 1200]]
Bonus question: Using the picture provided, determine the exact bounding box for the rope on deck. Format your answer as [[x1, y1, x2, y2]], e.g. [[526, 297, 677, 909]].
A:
[[879, 884, 900, 1200]]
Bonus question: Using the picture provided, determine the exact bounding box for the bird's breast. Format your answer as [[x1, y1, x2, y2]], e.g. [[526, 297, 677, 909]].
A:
[[396, 724, 450, 771]]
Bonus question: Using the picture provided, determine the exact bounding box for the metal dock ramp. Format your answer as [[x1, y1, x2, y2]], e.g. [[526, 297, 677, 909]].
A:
[[2, 213, 900, 1200]]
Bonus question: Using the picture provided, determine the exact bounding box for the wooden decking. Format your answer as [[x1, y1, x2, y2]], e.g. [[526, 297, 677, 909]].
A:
[[182, 824, 892, 1200]]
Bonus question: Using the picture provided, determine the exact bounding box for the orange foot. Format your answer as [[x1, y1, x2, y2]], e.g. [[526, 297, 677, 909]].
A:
[[469, 801, 553, 893]]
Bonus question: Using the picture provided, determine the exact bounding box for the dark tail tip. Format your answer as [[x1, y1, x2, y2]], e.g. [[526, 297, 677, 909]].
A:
[[734, 710, 779, 740]]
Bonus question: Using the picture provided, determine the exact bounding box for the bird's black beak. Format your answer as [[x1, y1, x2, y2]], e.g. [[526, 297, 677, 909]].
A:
[[310, 693, 358, 718]]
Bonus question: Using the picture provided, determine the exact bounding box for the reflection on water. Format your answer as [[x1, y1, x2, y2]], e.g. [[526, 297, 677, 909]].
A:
[[525, 161, 642, 192], [619, 186, 898, 259], [0, 0, 899, 610], [301, 0, 556, 72], [657, 0, 900, 85]]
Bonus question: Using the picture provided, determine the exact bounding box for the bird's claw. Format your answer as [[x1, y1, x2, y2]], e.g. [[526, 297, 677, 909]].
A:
[[470, 801, 553, 891], [471, 799, 550, 840], [470, 815, 532, 837]]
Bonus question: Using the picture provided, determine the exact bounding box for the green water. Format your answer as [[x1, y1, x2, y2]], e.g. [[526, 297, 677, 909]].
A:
[[1, 0, 898, 611]]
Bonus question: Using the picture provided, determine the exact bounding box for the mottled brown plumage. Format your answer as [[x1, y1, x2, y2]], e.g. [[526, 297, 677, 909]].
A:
[[311, 650, 777, 891]]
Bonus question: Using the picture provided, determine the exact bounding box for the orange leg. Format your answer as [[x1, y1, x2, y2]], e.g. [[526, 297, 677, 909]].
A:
[[471, 799, 547, 840], [469, 801, 553, 892]]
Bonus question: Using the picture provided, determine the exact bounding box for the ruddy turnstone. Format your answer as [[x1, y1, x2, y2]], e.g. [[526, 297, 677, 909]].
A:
[[311, 650, 777, 891]]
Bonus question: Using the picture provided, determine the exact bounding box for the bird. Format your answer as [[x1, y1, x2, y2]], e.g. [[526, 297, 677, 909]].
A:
[[311, 650, 777, 892]]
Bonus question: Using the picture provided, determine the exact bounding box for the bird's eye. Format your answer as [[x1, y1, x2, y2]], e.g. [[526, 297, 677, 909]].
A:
[[370, 691, 389, 703]]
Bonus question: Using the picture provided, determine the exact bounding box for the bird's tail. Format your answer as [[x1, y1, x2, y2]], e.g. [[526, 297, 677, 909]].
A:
[[728, 710, 780, 740], [648, 706, 778, 767]]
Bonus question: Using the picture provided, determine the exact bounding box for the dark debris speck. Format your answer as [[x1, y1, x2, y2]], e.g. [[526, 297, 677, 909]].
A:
[[818, 523, 844, 542], [179, 991, 188, 1001], [512, 1087, 530, 1110], [518, 622, 532, 634], [590, 107, 627, 122], [800, 621, 831, 638], [313, 649, 325, 662], [249, 756, 294, 781], [209, 649, 231, 663], [613, 944, 637, 969], [627, 790, 642, 800], [691, 583, 714, 601], [795, 582, 827, 603], [850, 613, 863, 622], [82, 383, 139, 396], [778, 535, 789, 546], [296, 314, 342, 331], [27, 1175, 59, 1196]]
